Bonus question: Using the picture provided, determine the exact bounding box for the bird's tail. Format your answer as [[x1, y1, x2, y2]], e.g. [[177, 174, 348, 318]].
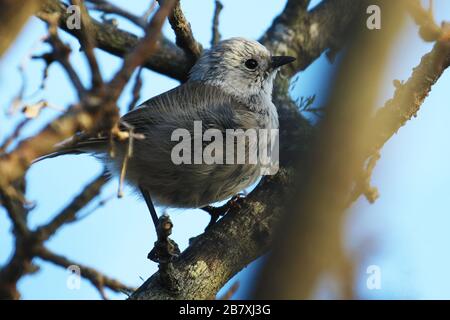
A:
[[32, 136, 108, 164], [33, 149, 86, 163]]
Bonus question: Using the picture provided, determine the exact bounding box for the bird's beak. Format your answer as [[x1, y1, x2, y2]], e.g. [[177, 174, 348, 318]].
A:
[[271, 56, 296, 69]]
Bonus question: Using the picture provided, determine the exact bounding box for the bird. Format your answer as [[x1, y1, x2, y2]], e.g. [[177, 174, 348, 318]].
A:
[[36, 37, 295, 226]]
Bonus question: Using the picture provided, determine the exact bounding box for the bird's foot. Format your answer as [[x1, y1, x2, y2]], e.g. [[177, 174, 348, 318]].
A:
[[201, 193, 246, 231], [147, 214, 181, 292], [147, 214, 180, 263]]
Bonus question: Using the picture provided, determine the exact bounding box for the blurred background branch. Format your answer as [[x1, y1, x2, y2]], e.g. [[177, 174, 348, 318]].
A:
[[0, 172, 134, 299], [0, 0, 39, 56]]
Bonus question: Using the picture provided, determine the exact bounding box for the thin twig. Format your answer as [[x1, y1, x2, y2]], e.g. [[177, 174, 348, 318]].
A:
[[211, 0, 223, 46], [86, 0, 155, 29], [118, 137, 131, 198], [407, 0, 442, 42], [35, 246, 135, 299], [71, 0, 103, 90], [0, 119, 30, 154], [35, 171, 108, 240], [128, 67, 143, 112], [157, 0, 202, 60], [107, 0, 176, 101], [41, 12, 86, 98], [76, 193, 116, 221]]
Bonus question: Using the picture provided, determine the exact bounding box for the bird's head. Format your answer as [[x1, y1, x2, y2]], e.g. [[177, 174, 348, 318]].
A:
[[189, 37, 295, 100]]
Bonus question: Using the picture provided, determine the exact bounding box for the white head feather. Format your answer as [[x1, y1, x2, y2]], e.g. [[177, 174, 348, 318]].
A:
[[189, 38, 279, 100]]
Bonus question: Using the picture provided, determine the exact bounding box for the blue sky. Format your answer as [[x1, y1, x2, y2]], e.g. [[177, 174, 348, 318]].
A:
[[2, 0, 450, 299]]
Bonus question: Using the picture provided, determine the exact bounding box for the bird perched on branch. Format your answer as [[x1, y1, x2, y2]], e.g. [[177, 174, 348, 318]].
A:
[[36, 37, 295, 226]]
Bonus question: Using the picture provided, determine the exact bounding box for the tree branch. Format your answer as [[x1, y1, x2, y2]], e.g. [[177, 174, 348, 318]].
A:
[[35, 171, 108, 241], [0, 0, 174, 192], [38, 0, 191, 81], [40, 12, 87, 98], [0, 185, 30, 237], [71, 0, 104, 89], [261, 0, 365, 77], [35, 246, 134, 299], [0, 172, 132, 299], [106, 0, 176, 100], [371, 34, 450, 154], [85, 0, 153, 29], [157, 0, 202, 61], [131, 171, 292, 299], [210, 0, 223, 46]]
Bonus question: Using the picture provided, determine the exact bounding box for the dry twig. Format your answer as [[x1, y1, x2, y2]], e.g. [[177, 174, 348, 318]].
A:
[[157, 0, 202, 61], [210, 0, 223, 46]]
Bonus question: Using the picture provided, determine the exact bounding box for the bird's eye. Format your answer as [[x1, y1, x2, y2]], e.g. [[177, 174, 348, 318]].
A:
[[245, 59, 258, 70]]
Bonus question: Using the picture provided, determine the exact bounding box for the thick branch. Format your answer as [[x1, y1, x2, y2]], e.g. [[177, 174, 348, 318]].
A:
[[261, 0, 365, 77], [130, 171, 293, 299], [38, 0, 191, 81]]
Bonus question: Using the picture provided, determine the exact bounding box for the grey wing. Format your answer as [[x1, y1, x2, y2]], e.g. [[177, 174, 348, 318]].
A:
[[121, 81, 256, 133]]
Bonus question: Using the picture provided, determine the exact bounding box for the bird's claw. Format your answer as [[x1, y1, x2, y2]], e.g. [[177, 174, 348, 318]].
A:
[[201, 193, 246, 230], [147, 215, 180, 263]]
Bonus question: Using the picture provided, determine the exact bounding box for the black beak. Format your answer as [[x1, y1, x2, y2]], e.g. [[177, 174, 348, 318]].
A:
[[271, 55, 296, 69]]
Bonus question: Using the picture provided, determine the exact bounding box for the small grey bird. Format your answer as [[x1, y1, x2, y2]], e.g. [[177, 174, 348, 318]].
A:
[[39, 37, 295, 218]]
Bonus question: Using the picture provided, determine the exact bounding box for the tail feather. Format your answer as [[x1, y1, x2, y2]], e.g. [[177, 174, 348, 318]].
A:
[[32, 137, 108, 164], [32, 149, 86, 164]]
